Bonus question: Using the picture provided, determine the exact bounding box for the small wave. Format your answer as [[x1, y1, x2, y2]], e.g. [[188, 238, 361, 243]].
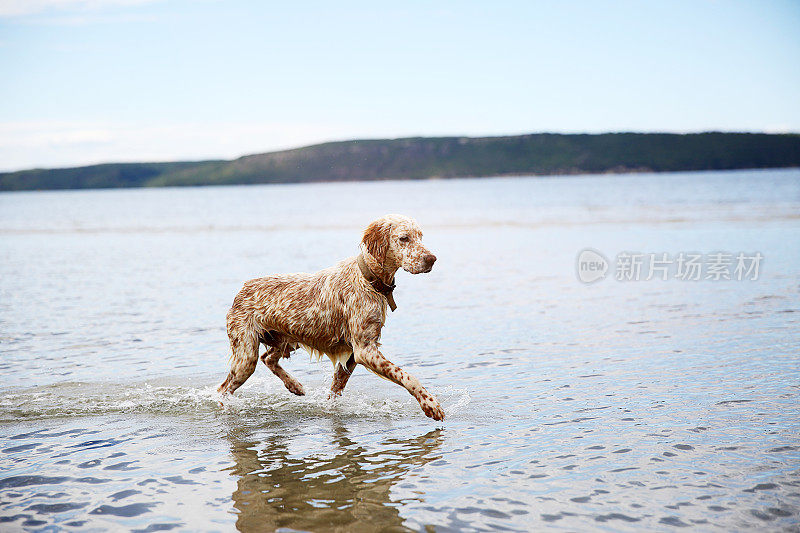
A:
[[0, 381, 223, 422], [0, 377, 471, 423]]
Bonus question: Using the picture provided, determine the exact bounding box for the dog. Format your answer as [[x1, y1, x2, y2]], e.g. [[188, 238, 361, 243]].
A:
[[218, 214, 445, 421]]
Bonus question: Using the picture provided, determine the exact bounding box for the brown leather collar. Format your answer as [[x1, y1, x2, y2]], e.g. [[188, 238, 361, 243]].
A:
[[357, 253, 397, 312]]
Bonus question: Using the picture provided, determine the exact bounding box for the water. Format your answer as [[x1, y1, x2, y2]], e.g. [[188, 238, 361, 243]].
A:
[[1, 169, 799, 531]]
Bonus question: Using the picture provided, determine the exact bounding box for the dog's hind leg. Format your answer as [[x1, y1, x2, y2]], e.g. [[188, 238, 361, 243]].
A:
[[261, 345, 305, 396], [218, 335, 259, 395], [328, 354, 356, 399]]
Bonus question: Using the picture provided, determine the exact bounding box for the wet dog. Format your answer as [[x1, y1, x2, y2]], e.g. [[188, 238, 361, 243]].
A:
[[218, 214, 444, 421]]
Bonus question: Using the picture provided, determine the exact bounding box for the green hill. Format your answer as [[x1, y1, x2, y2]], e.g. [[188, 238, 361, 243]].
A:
[[2, 132, 799, 191]]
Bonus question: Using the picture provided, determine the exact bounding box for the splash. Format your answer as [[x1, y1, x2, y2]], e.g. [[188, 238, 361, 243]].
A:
[[436, 385, 472, 417], [0, 377, 470, 423]]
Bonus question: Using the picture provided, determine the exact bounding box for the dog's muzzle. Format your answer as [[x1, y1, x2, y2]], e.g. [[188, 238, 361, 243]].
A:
[[422, 254, 436, 272]]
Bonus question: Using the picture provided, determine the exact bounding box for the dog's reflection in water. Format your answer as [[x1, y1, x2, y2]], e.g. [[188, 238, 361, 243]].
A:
[[226, 424, 443, 532]]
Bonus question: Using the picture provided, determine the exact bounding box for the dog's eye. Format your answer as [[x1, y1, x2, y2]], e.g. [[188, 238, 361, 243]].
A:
[[399, 236, 409, 243]]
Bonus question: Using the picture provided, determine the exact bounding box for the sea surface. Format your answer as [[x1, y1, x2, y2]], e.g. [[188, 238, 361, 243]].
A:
[[1, 169, 799, 532]]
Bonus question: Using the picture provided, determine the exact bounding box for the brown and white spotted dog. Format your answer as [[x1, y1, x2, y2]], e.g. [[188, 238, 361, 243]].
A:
[[218, 214, 445, 421]]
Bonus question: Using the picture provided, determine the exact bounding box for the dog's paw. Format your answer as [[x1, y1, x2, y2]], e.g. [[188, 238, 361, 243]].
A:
[[286, 381, 306, 396], [421, 400, 445, 422]]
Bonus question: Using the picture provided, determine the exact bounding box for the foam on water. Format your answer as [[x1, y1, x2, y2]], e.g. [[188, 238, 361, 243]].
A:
[[0, 377, 472, 424]]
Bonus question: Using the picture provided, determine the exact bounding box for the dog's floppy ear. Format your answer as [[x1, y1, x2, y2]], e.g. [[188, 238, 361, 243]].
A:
[[362, 220, 389, 265]]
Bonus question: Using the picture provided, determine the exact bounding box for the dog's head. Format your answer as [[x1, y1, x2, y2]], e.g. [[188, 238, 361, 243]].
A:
[[361, 214, 436, 274]]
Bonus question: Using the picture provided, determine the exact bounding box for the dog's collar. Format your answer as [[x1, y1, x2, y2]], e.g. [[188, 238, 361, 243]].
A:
[[357, 253, 397, 312]]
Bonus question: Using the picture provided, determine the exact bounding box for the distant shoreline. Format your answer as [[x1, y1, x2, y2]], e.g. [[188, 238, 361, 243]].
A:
[[2, 132, 799, 192], [3, 167, 799, 196]]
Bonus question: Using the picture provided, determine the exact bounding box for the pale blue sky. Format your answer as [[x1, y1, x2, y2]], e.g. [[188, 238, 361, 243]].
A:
[[1, 0, 798, 171]]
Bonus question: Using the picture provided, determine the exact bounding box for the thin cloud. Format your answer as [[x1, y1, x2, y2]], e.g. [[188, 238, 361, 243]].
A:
[[29, 12, 160, 25], [0, 120, 347, 172], [0, 0, 160, 18]]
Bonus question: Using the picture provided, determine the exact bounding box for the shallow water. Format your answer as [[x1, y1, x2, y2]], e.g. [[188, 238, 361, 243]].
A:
[[1, 169, 799, 531]]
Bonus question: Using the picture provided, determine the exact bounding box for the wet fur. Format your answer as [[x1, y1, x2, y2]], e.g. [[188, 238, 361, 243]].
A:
[[218, 214, 444, 421]]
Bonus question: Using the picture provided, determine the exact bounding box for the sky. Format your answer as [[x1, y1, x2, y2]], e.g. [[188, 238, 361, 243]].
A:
[[0, 0, 798, 171]]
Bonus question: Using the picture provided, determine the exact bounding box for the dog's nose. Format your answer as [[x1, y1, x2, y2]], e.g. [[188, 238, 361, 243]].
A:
[[424, 254, 437, 268]]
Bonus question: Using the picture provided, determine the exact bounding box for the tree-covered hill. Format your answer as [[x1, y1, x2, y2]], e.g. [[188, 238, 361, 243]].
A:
[[2, 132, 799, 191]]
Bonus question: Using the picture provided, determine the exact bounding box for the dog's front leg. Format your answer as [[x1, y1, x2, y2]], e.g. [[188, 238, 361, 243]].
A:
[[354, 342, 444, 421]]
